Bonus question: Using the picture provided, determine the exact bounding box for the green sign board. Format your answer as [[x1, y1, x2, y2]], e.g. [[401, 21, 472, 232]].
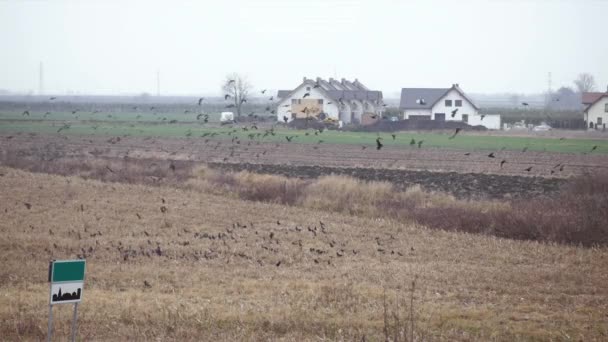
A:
[[50, 260, 86, 283], [48, 260, 86, 305]]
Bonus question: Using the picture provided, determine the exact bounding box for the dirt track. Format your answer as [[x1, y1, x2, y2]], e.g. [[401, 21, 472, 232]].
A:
[[2, 132, 607, 199]]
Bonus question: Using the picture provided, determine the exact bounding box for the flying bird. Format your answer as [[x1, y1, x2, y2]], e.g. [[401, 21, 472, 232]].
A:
[[391, 134, 396, 140], [524, 166, 532, 172], [224, 94, 231, 100], [303, 93, 310, 98], [450, 108, 458, 118], [464, 152, 471, 156], [590, 145, 598, 152], [261, 89, 267, 94], [522, 146, 528, 153], [480, 114, 486, 121], [376, 137, 383, 150], [283, 116, 289, 123], [22, 110, 30, 116], [198, 97, 204, 106], [488, 152, 495, 158], [500, 160, 506, 168], [522, 102, 529, 106], [418, 140, 424, 148], [285, 136, 294, 142], [410, 139, 416, 146], [49, 97, 57, 100], [228, 79, 235, 84], [448, 128, 461, 139]]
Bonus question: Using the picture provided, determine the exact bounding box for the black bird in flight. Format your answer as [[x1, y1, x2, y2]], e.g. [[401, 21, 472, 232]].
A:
[[261, 89, 267, 94], [522, 102, 529, 106], [500, 160, 506, 168], [303, 93, 310, 98], [196, 113, 204, 120], [391, 134, 396, 140], [464, 152, 471, 156], [57, 123, 71, 132], [451, 108, 458, 118], [522, 146, 528, 152], [198, 97, 204, 106], [49, 97, 57, 100], [285, 136, 294, 142], [488, 152, 495, 158], [22, 110, 30, 116], [228, 79, 235, 84], [524, 166, 532, 172], [410, 138, 416, 146], [224, 94, 231, 100], [448, 128, 461, 139], [24, 202, 32, 210], [283, 116, 288, 123], [480, 114, 486, 121], [590, 145, 598, 152], [418, 140, 424, 148], [376, 137, 383, 150]]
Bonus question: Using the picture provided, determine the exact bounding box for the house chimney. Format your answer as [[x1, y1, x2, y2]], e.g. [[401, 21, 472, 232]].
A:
[[303, 77, 307, 82], [329, 77, 334, 82], [316, 77, 321, 82], [341, 78, 346, 83]]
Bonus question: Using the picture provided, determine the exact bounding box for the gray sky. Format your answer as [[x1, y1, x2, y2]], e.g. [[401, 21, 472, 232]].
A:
[[1, 0, 606, 96]]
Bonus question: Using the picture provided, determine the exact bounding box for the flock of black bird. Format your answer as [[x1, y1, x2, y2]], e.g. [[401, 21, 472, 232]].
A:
[[12, 95, 601, 177]]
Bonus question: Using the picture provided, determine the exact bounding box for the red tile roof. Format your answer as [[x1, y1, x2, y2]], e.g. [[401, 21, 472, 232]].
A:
[[582, 92, 606, 105]]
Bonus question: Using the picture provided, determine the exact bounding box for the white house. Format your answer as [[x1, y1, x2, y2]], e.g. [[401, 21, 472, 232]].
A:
[[582, 89, 608, 130], [276, 77, 384, 124], [399, 84, 500, 129]]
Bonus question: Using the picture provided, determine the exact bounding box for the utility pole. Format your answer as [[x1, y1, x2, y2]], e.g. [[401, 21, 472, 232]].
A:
[[39, 62, 44, 95], [156, 69, 160, 96]]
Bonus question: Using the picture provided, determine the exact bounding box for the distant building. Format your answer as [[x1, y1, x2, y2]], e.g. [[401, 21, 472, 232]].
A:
[[582, 88, 608, 130], [399, 84, 500, 129], [276, 77, 384, 125]]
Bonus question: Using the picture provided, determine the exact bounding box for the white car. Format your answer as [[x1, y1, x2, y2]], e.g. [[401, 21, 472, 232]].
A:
[[532, 124, 552, 132]]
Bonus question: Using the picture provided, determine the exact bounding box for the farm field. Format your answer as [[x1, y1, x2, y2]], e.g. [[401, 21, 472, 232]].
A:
[[1, 111, 608, 154], [1, 167, 607, 341]]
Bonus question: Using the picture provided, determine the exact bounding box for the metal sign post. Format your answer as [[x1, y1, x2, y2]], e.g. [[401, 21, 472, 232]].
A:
[[47, 259, 86, 342]]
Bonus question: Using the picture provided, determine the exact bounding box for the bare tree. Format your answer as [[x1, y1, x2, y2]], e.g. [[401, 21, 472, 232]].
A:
[[573, 73, 596, 93], [221, 73, 251, 118]]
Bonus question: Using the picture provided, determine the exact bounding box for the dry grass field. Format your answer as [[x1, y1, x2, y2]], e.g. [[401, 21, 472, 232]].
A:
[[1, 166, 608, 341]]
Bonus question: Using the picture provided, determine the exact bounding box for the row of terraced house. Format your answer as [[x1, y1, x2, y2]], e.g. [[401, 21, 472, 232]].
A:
[[275, 77, 501, 129]]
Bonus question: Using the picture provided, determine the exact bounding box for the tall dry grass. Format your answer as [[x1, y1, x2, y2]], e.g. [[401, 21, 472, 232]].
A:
[[188, 165, 608, 247]]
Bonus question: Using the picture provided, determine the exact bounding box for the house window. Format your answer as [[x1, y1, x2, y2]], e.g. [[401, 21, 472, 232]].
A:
[[599, 117, 603, 125], [291, 99, 297, 104], [318, 99, 323, 104], [435, 113, 446, 121], [462, 114, 468, 123], [306, 87, 311, 91], [445, 100, 452, 107], [605, 103, 608, 112], [455, 100, 462, 107]]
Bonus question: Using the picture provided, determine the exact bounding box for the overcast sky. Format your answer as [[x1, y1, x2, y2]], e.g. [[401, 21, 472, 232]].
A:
[[1, 0, 606, 97]]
